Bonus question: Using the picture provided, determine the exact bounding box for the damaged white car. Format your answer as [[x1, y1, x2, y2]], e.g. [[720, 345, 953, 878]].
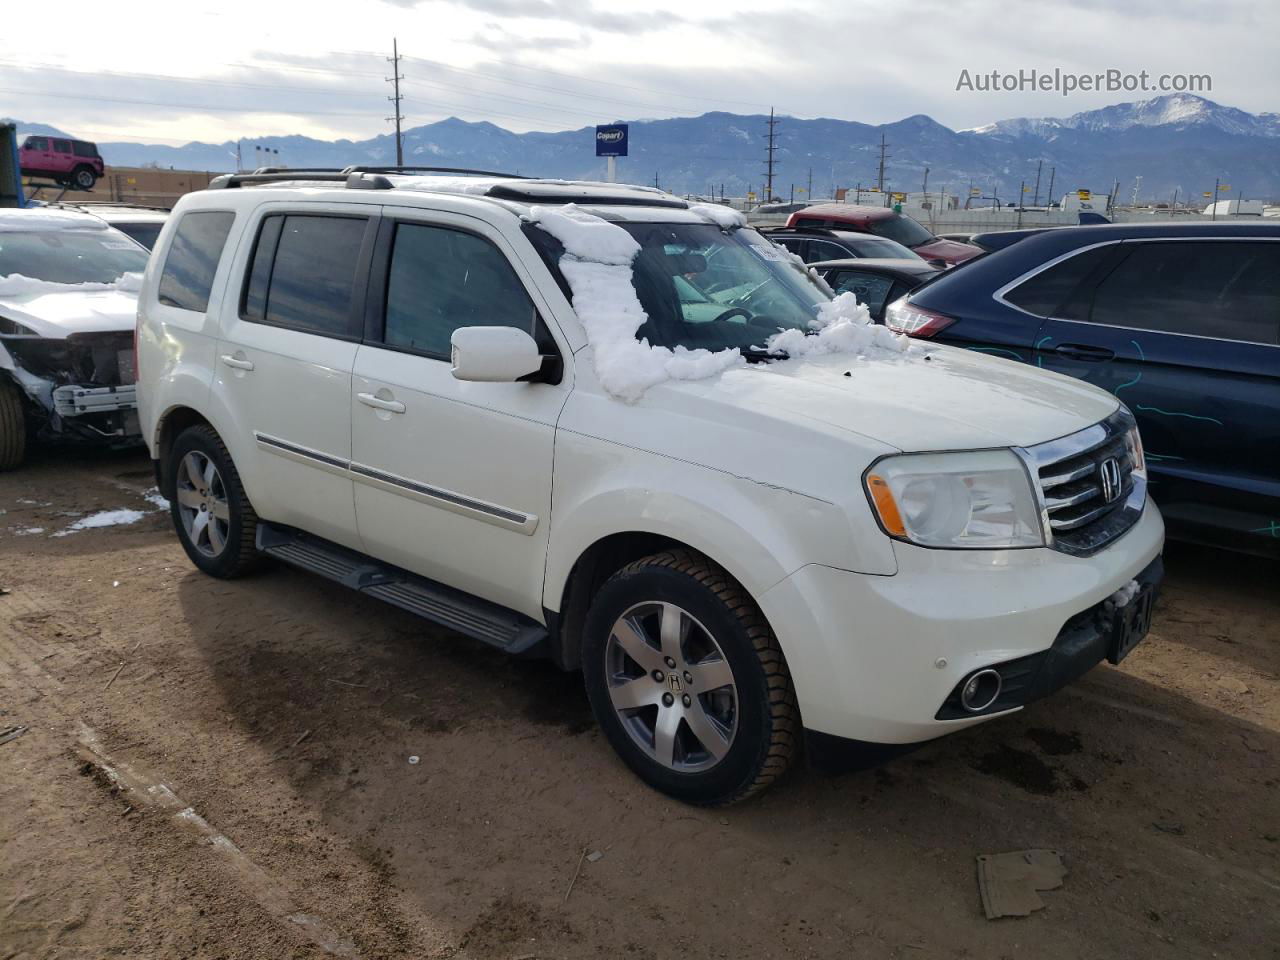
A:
[[0, 207, 148, 469]]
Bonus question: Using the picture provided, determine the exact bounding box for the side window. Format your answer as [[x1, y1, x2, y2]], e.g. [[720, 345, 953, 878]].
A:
[[1088, 241, 1280, 344], [1002, 244, 1115, 317], [242, 214, 367, 338], [807, 240, 849, 263], [25, 137, 48, 151], [772, 237, 804, 257], [52, 139, 71, 154], [72, 141, 96, 158], [158, 211, 235, 312], [830, 271, 896, 316], [381, 222, 544, 358]]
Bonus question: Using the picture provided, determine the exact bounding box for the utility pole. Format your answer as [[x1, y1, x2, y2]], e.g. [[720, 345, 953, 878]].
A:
[[763, 108, 779, 202], [807, 166, 813, 200], [1033, 159, 1043, 207], [1046, 166, 1056, 208], [386, 38, 405, 166], [921, 165, 929, 199], [1212, 177, 1220, 220], [875, 133, 889, 194], [653, 171, 660, 190]]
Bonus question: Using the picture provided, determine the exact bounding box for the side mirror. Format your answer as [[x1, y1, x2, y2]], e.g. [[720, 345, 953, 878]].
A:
[[927, 258, 948, 269], [450, 326, 543, 382]]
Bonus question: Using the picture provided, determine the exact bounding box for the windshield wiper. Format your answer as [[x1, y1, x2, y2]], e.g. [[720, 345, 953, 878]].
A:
[[741, 346, 788, 363]]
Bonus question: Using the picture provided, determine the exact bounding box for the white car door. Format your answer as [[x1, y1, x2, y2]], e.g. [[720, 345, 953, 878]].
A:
[[213, 205, 377, 551], [350, 211, 570, 619]]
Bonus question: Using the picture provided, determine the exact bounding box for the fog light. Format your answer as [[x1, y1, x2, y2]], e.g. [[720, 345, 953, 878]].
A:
[[960, 669, 1002, 712]]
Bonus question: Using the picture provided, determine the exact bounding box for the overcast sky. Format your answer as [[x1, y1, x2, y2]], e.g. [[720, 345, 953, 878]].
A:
[[2, 0, 1275, 145]]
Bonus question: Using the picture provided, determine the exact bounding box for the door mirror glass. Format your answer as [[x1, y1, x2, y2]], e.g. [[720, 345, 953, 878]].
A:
[[451, 326, 543, 382]]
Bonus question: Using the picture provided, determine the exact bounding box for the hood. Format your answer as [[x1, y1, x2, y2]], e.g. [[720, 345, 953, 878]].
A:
[[664, 345, 1119, 453], [0, 289, 139, 338], [913, 237, 983, 265]]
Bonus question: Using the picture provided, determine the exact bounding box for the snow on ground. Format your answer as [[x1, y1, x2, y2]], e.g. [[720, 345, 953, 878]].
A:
[[52, 509, 147, 538], [0, 272, 143, 297]]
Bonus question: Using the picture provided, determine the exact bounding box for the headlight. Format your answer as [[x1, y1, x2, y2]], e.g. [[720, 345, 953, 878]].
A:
[[0, 316, 38, 337], [865, 450, 1044, 549], [1123, 423, 1146, 480]]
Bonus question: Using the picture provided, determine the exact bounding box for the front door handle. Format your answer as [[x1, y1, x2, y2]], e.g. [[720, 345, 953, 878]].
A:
[[357, 392, 406, 414], [1053, 343, 1115, 362], [220, 354, 255, 371]]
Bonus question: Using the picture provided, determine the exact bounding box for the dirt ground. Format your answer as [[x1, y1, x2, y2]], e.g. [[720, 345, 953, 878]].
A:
[[1, 448, 1277, 960]]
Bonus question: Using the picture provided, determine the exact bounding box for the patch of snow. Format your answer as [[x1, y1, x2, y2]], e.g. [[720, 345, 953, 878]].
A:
[[728, 125, 752, 142], [529, 204, 743, 403], [689, 203, 746, 230], [14, 526, 45, 536], [1101, 579, 1141, 615], [0, 272, 143, 297], [52, 508, 146, 537], [764, 292, 920, 359], [392, 175, 505, 196], [143, 487, 169, 511], [0, 208, 109, 232]]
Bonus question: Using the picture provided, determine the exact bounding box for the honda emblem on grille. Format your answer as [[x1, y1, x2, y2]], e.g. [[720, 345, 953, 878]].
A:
[[1099, 457, 1122, 503]]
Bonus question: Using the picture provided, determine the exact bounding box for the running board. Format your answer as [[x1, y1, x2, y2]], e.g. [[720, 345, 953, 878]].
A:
[[255, 523, 547, 655]]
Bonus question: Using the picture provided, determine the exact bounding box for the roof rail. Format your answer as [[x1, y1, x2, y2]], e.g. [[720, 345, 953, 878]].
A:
[[250, 166, 345, 175], [341, 165, 529, 179], [756, 226, 839, 237], [207, 171, 393, 191]]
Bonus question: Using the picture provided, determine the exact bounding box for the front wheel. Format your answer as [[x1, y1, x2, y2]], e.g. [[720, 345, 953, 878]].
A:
[[168, 425, 261, 578], [582, 550, 799, 805], [0, 379, 27, 470]]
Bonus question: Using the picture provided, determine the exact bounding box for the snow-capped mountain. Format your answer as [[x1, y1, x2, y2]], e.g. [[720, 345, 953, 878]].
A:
[[9, 94, 1279, 200], [971, 94, 1280, 139]]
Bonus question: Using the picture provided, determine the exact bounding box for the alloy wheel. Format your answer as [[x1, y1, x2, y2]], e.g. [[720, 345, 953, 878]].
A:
[[175, 451, 231, 557]]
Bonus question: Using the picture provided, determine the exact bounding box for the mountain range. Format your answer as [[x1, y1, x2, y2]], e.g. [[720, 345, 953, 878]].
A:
[[8, 94, 1280, 202]]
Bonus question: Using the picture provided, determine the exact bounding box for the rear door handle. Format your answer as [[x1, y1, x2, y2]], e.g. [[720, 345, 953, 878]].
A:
[[1053, 343, 1115, 362], [220, 354, 254, 371], [357, 392, 406, 414]]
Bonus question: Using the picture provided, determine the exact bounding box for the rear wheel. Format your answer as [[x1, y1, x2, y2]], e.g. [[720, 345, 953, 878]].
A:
[[0, 379, 27, 471], [168, 425, 261, 578], [582, 550, 798, 805], [72, 165, 97, 190]]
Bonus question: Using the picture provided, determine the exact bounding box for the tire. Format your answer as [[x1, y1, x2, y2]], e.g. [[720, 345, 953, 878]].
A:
[[581, 550, 799, 805], [72, 166, 97, 190], [0, 379, 27, 471], [168, 425, 261, 578]]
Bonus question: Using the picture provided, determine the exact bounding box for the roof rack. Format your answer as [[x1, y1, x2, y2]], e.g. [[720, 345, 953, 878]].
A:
[[342, 165, 528, 178], [207, 171, 394, 191], [756, 225, 840, 237]]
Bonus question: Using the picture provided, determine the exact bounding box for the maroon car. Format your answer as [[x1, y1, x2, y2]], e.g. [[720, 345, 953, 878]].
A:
[[19, 135, 104, 190], [785, 204, 982, 266]]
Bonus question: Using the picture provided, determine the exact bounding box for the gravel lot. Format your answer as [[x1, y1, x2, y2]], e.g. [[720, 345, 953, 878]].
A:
[[2, 449, 1277, 959]]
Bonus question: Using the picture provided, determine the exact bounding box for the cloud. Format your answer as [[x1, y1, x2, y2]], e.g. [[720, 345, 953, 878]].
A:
[[384, 0, 689, 33]]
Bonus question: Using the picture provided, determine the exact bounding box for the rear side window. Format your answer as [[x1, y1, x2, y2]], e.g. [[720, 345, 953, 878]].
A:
[[242, 214, 368, 338], [52, 139, 71, 153], [807, 239, 850, 263], [1002, 244, 1115, 316], [1086, 241, 1280, 344], [158, 211, 235, 312], [72, 141, 97, 158], [382, 222, 543, 358]]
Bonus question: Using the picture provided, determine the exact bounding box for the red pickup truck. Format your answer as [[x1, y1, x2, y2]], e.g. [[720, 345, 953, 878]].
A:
[[786, 203, 982, 266], [19, 135, 104, 190]]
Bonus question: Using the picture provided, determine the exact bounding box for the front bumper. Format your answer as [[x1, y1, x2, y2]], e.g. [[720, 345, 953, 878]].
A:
[[757, 502, 1164, 745]]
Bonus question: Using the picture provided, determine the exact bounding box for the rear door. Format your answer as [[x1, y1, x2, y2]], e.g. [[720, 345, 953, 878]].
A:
[[1033, 238, 1280, 542], [51, 139, 74, 175], [213, 205, 377, 551]]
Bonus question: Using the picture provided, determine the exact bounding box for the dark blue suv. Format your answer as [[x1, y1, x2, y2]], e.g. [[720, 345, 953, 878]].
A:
[[886, 222, 1280, 555]]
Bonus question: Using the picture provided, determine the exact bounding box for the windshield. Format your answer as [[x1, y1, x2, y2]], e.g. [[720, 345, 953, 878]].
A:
[[528, 221, 830, 353], [0, 228, 149, 284], [867, 214, 935, 248], [841, 235, 920, 259]]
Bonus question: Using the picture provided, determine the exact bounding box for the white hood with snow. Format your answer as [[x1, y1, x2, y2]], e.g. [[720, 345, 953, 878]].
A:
[[0, 275, 141, 339]]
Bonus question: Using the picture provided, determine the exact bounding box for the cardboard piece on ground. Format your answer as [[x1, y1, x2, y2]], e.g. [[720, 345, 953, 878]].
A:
[[977, 849, 1067, 919]]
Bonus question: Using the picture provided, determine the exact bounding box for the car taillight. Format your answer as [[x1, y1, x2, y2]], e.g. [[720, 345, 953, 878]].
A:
[[884, 298, 956, 338]]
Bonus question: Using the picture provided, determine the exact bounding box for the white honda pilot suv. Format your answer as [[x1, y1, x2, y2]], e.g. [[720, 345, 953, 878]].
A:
[[136, 168, 1164, 805]]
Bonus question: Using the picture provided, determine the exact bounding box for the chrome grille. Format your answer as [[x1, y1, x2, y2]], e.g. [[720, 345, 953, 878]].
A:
[[1023, 409, 1145, 556]]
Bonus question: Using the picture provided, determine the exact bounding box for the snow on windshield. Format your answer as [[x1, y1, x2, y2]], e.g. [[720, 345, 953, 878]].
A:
[[0, 272, 144, 297], [530, 203, 922, 402]]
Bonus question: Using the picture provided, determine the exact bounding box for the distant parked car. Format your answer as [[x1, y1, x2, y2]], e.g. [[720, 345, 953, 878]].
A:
[[19, 136, 105, 190], [786, 204, 983, 266], [761, 226, 926, 264], [59, 203, 169, 250], [0, 207, 148, 468], [885, 221, 1280, 555], [808, 258, 942, 321]]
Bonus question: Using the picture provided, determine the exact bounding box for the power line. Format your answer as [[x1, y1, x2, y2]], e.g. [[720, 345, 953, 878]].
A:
[[386, 38, 405, 165]]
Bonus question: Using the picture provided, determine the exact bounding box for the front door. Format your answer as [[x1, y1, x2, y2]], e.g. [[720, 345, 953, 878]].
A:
[[350, 211, 570, 618], [1034, 238, 1280, 544]]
